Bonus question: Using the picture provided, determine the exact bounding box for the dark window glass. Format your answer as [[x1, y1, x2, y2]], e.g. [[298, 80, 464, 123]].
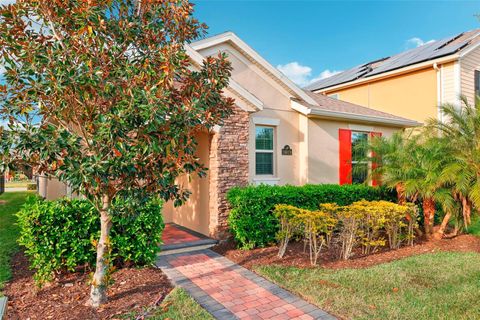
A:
[[255, 126, 274, 175], [255, 152, 274, 175], [351, 132, 368, 184], [255, 127, 274, 150]]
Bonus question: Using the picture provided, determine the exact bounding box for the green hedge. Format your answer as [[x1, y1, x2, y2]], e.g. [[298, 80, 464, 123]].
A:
[[227, 184, 395, 249], [17, 196, 164, 284]]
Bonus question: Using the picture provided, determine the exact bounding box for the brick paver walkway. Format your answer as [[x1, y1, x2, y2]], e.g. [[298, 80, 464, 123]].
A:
[[157, 249, 336, 320], [162, 223, 202, 245]]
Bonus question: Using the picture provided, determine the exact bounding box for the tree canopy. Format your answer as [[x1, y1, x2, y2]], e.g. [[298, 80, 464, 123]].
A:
[[0, 0, 234, 306]]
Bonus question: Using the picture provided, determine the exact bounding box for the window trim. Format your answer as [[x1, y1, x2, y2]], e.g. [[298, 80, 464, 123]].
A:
[[255, 125, 276, 177]]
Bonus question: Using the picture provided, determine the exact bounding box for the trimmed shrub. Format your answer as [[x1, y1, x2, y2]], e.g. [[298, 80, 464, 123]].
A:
[[227, 184, 395, 249], [273, 201, 417, 263], [17, 196, 164, 285], [273, 204, 304, 258]]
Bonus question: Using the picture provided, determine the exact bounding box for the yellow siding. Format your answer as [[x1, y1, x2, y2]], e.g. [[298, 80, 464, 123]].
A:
[[323, 67, 438, 123], [461, 46, 480, 105]]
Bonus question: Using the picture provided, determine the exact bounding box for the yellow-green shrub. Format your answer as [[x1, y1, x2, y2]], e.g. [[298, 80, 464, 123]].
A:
[[274, 204, 337, 265], [274, 200, 417, 262], [297, 208, 337, 265], [336, 205, 363, 260], [273, 204, 303, 258], [338, 200, 417, 259]]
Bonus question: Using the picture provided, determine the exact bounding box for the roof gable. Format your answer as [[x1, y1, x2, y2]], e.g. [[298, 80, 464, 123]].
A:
[[190, 32, 319, 106]]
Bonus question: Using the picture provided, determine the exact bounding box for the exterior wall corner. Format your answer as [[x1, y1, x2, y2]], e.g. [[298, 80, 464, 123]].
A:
[[208, 106, 250, 239]]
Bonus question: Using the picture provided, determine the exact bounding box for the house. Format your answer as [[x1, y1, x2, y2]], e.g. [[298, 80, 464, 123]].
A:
[[306, 29, 480, 124], [40, 32, 419, 238]]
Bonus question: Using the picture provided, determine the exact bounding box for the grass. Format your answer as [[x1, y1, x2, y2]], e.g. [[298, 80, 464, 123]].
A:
[[0, 191, 31, 295], [128, 288, 213, 320], [256, 252, 480, 320]]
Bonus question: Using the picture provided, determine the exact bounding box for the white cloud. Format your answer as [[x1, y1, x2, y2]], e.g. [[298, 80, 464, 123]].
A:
[[0, 0, 16, 5], [277, 62, 312, 87], [277, 61, 341, 87], [406, 37, 435, 48]]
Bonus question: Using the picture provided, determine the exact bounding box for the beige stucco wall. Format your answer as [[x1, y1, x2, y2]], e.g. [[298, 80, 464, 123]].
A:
[[198, 43, 305, 186], [162, 131, 211, 235], [321, 67, 438, 123], [461, 46, 480, 105], [306, 119, 398, 184], [38, 176, 67, 200], [248, 108, 302, 186], [197, 43, 294, 110]]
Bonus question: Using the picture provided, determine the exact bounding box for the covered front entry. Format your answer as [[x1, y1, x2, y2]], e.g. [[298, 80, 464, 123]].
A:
[[162, 131, 211, 236], [162, 107, 250, 239]]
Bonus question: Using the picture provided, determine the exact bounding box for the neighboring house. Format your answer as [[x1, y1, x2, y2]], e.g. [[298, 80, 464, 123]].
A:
[[40, 32, 419, 238], [306, 29, 480, 124]]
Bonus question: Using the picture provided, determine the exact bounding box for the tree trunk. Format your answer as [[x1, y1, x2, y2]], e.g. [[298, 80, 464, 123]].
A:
[[462, 197, 471, 230], [423, 198, 435, 237], [395, 183, 406, 205], [89, 195, 112, 307], [434, 211, 451, 240]]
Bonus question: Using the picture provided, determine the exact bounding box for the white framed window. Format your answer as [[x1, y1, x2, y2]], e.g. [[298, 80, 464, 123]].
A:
[[255, 126, 275, 176]]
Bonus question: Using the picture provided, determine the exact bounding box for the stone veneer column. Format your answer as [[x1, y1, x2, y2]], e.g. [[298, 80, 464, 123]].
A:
[[209, 106, 250, 239]]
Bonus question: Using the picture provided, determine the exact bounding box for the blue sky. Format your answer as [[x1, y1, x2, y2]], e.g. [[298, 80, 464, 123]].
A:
[[1, 1, 479, 87], [195, 1, 480, 86]]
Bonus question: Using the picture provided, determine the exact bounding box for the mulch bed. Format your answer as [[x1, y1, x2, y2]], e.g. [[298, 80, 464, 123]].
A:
[[4, 252, 172, 320], [213, 234, 480, 270]]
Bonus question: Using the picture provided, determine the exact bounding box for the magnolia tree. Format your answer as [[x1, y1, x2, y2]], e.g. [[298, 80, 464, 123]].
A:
[[0, 0, 234, 306]]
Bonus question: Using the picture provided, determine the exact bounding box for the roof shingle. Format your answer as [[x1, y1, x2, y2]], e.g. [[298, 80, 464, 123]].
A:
[[298, 90, 419, 126]]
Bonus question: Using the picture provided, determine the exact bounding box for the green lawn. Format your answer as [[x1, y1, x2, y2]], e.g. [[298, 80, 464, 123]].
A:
[[256, 252, 480, 320], [0, 191, 31, 295], [128, 288, 213, 320]]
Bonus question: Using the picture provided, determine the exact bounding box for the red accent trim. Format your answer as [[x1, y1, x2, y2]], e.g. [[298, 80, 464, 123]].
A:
[[370, 132, 382, 186], [339, 129, 352, 185]]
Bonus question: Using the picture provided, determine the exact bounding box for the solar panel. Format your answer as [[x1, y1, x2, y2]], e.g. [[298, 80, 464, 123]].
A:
[[308, 31, 477, 90], [367, 36, 458, 76], [304, 64, 368, 90]]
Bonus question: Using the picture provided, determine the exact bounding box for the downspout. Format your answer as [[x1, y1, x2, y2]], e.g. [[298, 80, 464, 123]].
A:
[[433, 62, 443, 123]]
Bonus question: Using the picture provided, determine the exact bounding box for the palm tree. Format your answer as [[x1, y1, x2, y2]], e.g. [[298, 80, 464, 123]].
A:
[[368, 131, 416, 204], [428, 97, 480, 232], [401, 136, 455, 238], [368, 132, 455, 238]]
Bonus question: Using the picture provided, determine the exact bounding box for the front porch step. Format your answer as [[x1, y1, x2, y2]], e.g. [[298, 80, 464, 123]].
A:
[[158, 238, 218, 256]]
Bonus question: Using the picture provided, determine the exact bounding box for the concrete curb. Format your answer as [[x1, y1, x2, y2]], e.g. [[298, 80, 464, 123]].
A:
[[0, 296, 8, 320]]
